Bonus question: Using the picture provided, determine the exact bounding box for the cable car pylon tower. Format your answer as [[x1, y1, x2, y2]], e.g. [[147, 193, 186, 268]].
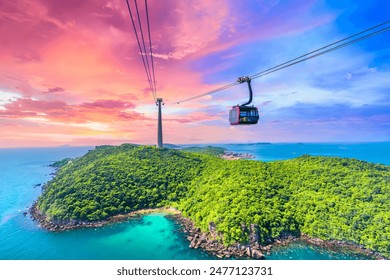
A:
[[125, 0, 163, 148], [156, 98, 164, 148]]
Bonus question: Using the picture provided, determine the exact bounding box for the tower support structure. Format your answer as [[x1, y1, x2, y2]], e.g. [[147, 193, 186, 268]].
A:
[[156, 98, 163, 148]]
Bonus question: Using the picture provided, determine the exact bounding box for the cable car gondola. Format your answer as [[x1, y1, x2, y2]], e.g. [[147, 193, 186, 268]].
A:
[[229, 77, 259, 125], [229, 105, 259, 125]]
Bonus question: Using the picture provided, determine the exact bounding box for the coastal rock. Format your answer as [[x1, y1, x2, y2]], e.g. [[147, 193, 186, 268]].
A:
[[189, 234, 198, 248], [188, 232, 207, 249], [252, 249, 265, 259], [261, 244, 272, 251], [246, 246, 252, 257]]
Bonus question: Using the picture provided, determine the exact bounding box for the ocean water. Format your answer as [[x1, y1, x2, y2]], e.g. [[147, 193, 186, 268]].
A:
[[0, 143, 388, 260], [267, 241, 370, 260], [0, 147, 210, 260], [218, 142, 390, 165]]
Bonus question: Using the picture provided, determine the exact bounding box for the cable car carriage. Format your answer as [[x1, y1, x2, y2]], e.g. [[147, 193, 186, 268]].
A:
[[229, 77, 259, 125], [229, 105, 259, 125]]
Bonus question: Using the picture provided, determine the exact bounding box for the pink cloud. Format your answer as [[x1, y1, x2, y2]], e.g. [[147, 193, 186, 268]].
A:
[[0, 97, 144, 123], [43, 87, 65, 93], [0, 0, 338, 147]]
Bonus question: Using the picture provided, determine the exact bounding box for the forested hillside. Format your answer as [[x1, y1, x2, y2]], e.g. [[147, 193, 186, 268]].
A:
[[38, 144, 206, 221], [36, 144, 390, 257]]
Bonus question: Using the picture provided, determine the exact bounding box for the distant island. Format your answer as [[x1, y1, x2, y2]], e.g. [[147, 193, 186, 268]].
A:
[[169, 145, 255, 160], [31, 144, 390, 259]]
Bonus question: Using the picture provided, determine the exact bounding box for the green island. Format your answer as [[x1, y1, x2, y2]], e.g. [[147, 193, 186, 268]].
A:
[[32, 144, 390, 259]]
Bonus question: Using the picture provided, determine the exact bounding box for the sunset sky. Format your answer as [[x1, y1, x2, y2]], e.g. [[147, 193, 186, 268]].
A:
[[0, 0, 389, 147]]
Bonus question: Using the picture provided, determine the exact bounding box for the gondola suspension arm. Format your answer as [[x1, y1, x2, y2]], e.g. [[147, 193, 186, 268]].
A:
[[237, 76, 253, 106]]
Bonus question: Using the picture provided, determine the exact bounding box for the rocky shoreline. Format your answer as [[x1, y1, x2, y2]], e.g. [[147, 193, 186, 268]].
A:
[[167, 213, 387, 260], [168, 214, 270, 259], [29, 203, 387, 260], [298, 234, 387, 260]]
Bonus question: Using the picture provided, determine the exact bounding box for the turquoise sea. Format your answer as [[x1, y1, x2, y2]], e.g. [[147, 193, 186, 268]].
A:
[[0, 143, 388, 260], [216, 142, 390, 165]]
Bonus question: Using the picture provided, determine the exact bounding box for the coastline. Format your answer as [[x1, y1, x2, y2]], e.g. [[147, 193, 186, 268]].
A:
[[29, 203, 387, 260], [168, 214, 387, 260], [220, 151, 255, 160], [29, 201, 180, 231]]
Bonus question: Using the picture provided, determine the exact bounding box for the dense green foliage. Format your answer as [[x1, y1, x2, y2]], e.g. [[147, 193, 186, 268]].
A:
[[37, 144, 390, 257], [181, 146, 226, 156], [39, 144, 205, 221], [50, 158, 73, 169]]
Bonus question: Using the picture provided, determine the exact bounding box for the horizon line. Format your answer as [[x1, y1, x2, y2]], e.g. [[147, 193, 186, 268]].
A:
[[0, 140, 389, 149]]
